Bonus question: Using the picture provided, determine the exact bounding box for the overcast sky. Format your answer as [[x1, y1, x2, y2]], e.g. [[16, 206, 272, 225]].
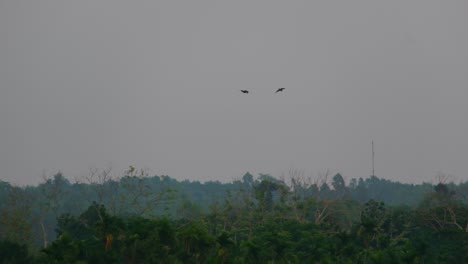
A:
[[1, 1, 467, 186]]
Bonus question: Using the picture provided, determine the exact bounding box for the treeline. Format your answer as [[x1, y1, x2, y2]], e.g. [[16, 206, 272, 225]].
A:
[[1, 169, 468, 263]]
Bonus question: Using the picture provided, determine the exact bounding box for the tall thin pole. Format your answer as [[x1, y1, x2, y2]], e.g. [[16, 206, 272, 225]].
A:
[[372, 140, 375, 176]]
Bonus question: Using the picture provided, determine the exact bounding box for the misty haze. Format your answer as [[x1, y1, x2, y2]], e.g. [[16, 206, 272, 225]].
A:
[[1, 1, 467, 263]]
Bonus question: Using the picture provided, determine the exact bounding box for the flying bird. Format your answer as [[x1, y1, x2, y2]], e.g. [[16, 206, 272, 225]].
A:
[[275, 88, 285, 93], [240, 90, 249, 94]]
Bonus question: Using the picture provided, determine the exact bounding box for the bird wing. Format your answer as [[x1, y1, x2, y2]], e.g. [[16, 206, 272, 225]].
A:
[[275, 88, 284, 93]]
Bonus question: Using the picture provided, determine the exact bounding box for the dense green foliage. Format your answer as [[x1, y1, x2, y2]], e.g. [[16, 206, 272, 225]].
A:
[[1, 170, 468, 263]]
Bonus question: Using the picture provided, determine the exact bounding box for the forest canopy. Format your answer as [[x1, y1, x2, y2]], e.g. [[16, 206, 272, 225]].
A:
[[1, 169, 467, 263]]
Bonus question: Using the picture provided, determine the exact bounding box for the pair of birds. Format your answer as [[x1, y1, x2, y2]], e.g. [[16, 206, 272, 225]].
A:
[[241, 88, 285, 94]]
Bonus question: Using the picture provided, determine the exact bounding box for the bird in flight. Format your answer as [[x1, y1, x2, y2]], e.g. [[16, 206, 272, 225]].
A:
[[240, 90, 249, 94], [275, 88, 285, 93]]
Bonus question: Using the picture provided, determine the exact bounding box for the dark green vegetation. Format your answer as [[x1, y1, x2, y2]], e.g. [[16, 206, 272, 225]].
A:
[[1, 169, 468, 263]]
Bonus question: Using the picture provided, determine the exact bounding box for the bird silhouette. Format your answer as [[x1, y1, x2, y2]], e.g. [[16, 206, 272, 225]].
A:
[[240, 90, 249, 94], [275, 88, 285, 93]]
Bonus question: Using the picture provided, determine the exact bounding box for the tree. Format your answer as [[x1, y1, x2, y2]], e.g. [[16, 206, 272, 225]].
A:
[[417, 183, 468, 232], [0, 184, 34, 246], [37, 172, 69, 247], [358, 199, 387, 249], [0, 240, 35, 264], [332, 173, 347, 198], [242, 172, 254, 187], [177, 220, 216, 263], [254, 178, 287, 212]]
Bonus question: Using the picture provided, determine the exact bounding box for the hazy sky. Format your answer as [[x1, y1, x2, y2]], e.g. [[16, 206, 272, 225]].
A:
[[1, 1, 468, 185]]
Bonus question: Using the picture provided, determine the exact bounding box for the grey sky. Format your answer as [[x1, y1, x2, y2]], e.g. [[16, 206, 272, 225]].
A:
[[1, 1, 467, 185]]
